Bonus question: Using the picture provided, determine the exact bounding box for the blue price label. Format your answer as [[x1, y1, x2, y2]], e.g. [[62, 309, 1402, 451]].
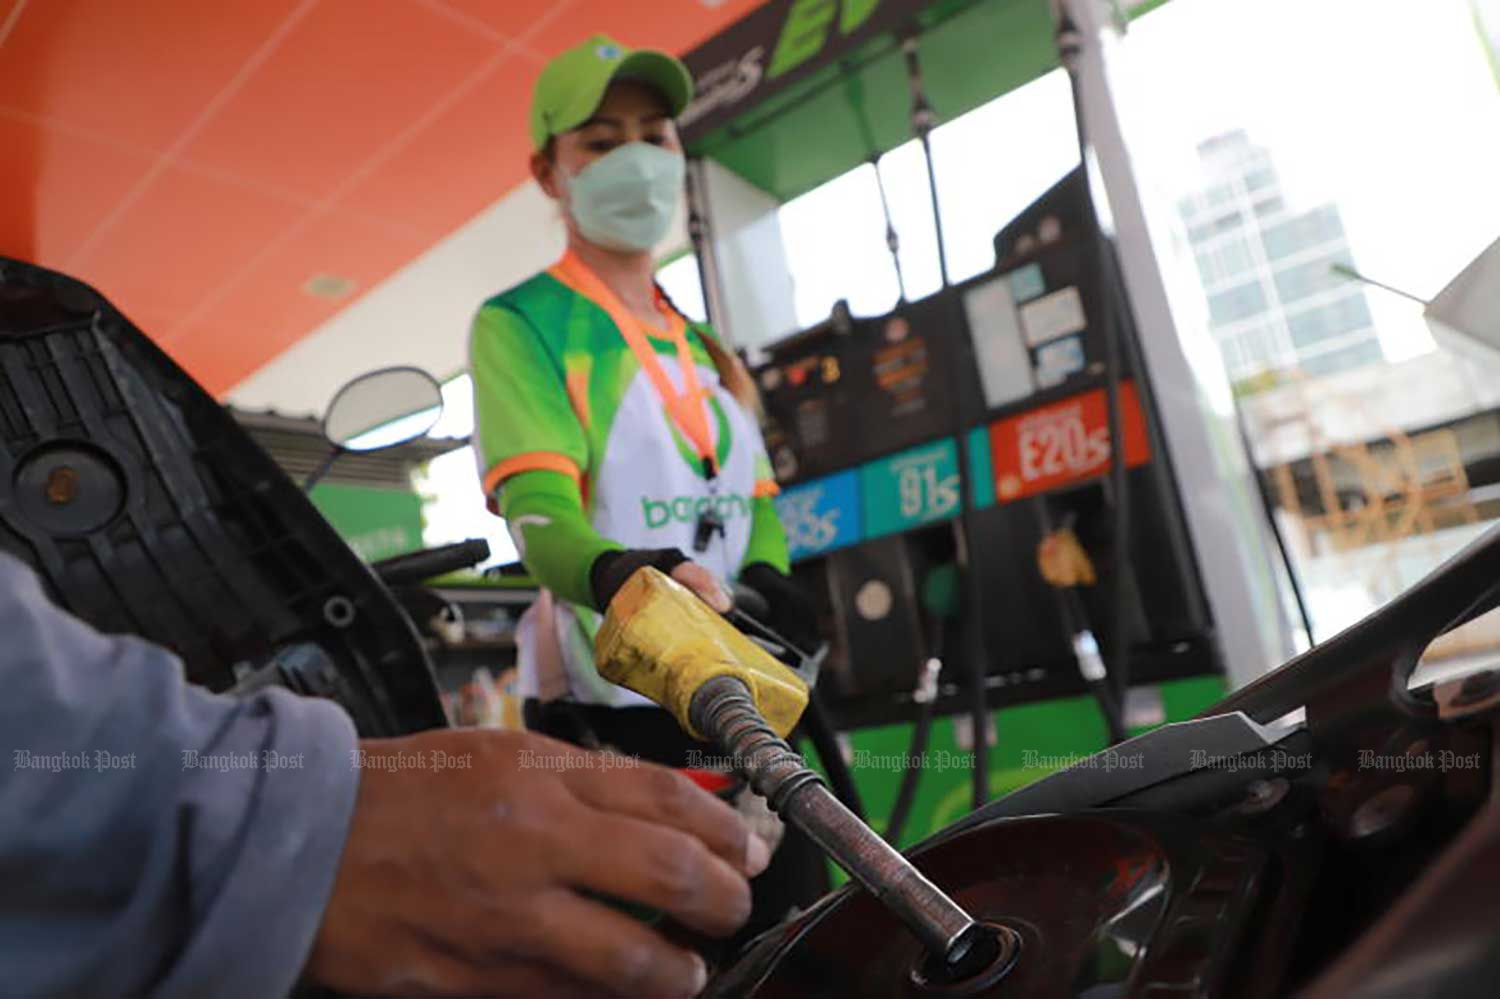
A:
[[860, 440, 961, 539], [774, 470, 863, 561]]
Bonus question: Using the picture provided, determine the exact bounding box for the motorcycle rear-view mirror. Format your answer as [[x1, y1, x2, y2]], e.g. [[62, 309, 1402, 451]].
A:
[[304, 366, 444, 493], [322, 366, 444, 452]]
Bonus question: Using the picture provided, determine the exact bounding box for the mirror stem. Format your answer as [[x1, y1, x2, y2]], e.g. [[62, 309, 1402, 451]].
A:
[[303, 446, 346, 494]]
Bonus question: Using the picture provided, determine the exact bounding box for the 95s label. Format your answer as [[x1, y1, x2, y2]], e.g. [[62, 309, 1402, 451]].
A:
[[774, 470, 862, 561], [989, 383, 1150, 502]]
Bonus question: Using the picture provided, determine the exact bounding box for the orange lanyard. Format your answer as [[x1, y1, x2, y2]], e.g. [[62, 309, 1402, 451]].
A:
[[549, 251, 719, 475]]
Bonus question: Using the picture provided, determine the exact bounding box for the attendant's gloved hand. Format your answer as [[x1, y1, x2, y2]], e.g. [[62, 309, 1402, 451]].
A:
[[738, 562, 821, 657], [591, 548, 732, 615]]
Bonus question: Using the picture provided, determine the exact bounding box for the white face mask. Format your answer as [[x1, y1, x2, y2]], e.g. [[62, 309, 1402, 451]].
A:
[[561, 142, 685, 252]]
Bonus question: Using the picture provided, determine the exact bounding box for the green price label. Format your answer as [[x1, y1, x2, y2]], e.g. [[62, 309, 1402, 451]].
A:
[[860, 439, 961, 539]]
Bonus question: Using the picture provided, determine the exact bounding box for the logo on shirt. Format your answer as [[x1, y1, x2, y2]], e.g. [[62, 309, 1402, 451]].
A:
[[641, 492, 752, 530]]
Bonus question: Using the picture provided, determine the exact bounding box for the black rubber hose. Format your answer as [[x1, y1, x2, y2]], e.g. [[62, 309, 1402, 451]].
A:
[[798, 689, 866, 821], [726, 582, 863, 818], [884, 623, 941, 846], [888, 564, 964, 844], [884, 700, 935, 845], [1068, 600, 1129, 744]]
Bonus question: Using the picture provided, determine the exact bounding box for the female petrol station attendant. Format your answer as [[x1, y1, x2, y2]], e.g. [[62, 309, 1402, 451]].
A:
[[469, 35, 826, 927]]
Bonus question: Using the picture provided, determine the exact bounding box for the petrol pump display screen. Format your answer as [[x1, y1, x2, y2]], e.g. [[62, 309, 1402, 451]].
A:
[[755, 303, 978, 484]]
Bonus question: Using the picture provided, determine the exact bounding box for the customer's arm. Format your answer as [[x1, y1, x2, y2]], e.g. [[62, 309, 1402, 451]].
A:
[[0, 552, 358, 999], [0, 552, 760, 997]]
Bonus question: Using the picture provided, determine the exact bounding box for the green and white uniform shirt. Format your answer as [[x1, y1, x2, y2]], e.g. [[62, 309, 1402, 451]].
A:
[[471, 251, 781, 707]]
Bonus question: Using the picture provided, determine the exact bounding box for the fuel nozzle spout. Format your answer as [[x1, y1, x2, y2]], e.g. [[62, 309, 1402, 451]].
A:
[[689, 673, 982, 964]]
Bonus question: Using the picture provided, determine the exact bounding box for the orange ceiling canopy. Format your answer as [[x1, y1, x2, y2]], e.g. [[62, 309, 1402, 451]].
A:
[[0, 0, 762, 395]]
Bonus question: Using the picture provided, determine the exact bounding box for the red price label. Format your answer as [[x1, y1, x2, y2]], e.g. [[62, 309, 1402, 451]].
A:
[[989, 383, 1150, 502]]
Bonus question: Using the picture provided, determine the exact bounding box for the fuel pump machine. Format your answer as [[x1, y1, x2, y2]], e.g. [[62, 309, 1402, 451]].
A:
[[758, 167, 1215, 726], [675, 0, 1296, 834]]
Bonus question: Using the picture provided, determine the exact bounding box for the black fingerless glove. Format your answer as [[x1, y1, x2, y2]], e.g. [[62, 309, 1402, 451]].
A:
[[739, 562, 821, 655], [589, 548, 690, 612]]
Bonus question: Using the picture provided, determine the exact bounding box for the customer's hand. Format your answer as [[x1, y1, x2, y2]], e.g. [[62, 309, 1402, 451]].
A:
[[304, 728, 767, 997]]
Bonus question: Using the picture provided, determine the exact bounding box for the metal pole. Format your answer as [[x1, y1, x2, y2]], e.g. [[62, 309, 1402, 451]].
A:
[[873, 160, 909, 302], [902, 35, 951, 289], [684, 156, 732, 335], [302, 445, 345, 493], [1330, 262, 1429, 306], [844, 72, 909, 302]]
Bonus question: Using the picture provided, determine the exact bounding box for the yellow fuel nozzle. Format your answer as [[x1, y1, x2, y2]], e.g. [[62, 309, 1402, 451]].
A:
[[597, 566, 987, 967], [594, 567, 810, 739]]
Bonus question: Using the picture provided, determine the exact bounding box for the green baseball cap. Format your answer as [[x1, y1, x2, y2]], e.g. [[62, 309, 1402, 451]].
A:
[[529, 35, 695, 150]]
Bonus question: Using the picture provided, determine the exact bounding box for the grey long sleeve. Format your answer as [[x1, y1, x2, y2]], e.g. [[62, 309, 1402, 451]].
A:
[[0, 552, 361, 998]]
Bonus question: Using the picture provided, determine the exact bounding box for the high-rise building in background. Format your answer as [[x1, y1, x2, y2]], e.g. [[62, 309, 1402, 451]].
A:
[[1178, 130, 1384, 389]]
